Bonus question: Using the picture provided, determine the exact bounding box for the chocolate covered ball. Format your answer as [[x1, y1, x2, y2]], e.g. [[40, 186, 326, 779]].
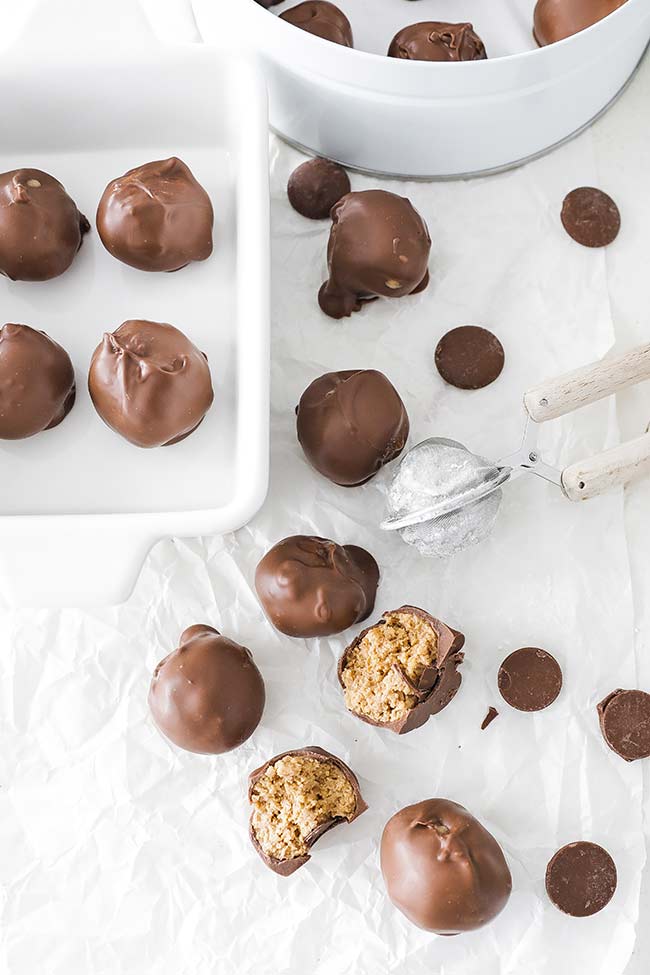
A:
[[339, 606, 465, 734], [280, 1, 353, 47], [319, 190, 431, 319], [0, 323, 75, 439], [148, 624, 265, 754], [96, 157, 213, 272], [388, 22, 487, 61], [249, 746, 367, 875], [534, 0, 627, 46], [88, 319, 214, 448], [296, 369, 409, 486], [255, 534, 379, 638], [381, 799, 512, 934], [0, 168, 89, 282], [288, 158, 351, 220]]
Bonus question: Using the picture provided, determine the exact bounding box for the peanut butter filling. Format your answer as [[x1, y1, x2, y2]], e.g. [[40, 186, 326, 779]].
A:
[[250, 755, 356, 861], [341, 611, 438, 723]]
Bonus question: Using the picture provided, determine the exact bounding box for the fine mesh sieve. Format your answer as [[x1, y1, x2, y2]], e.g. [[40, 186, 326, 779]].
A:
[[381, 342, 650, 558]]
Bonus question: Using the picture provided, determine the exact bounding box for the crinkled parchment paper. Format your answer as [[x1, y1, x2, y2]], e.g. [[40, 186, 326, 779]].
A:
[[1, 7, 648, 974]]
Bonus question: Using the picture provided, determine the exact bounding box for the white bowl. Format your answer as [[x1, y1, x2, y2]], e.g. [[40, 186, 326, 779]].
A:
[[200, 0, 650, 177]]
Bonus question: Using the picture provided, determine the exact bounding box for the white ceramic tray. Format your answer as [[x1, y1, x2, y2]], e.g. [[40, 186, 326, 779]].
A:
[[0, 2, 270, 607]]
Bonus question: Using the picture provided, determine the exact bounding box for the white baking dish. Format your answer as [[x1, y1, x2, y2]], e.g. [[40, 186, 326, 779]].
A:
[[0, 2, 269, 607], [196, 0, 650, 177]]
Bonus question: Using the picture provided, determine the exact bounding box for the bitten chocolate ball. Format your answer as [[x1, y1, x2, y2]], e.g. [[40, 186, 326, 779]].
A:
[[248, 747, 367, 875], [381, 799, 512, 934], [88, 319, 214, 448], [338, 606, 465, 734], [0, 323, 75, 439], [148, 624, 265, 754], [280, 1, 353, 47], [0, 169, 89, 281], [296, 369, 409, 486], [288, 158, 351, 220], [96, 157, 213, 272], [255, 535, 379, 638], [319, 190, 431, 319], [388, 22, 487, 61], [534, 0, 627, 46]]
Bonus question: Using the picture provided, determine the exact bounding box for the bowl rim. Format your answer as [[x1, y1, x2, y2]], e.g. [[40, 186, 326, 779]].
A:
[[244, 0, 643, 70]]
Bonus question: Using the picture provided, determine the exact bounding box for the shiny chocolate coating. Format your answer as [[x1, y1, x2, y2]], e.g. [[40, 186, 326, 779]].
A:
[[296, 369, 409, 486], [0, 168, 89, 281], [288, 158, 351, 220], [534, 0, 627, 45], [280, 1, 353, 47], [319, 190, 431, 319], [381, 799, 512, 934], [148, 624, 265, 754], [255, 534, 379, 638], [388, 22, 487, 62], [0, 323, 75, 439], [88, 319, 214, 448], [96, 157, 213, 272]]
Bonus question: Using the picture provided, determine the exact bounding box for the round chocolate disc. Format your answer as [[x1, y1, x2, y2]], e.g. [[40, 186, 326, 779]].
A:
[[546, 842, 617, 917], [497, 647, 562, 712], [597, 688, 650, 762], [435, 326, 505, 390], [561, 187, 621, 248], [288, 158, 351, 220]]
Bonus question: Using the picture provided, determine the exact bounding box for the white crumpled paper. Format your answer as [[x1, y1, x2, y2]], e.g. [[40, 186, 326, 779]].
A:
[[1, 45, 648, 975]]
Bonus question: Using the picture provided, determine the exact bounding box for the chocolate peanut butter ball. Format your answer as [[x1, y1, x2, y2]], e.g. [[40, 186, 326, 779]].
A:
[[88, 319, 214, 448], [534, 0, 627, 46], [255, 535, 379, 638], [338, 606, 465, 734], [0, 168, 89, 281], [296, 369, 409, 486], [148, 624, 265, 754], [288, 158, 351, 220], [96, 157, 213, 272], [388, 22, 487, 61], [381, 799, 512, 934], [319, 190, 431, 319], [0, 323, 75, 439], [280, 1, 353, 47], [249, 747, 367, 875]]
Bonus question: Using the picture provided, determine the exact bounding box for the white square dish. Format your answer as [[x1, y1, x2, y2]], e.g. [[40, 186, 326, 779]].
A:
[[0, 39, 269, 606]]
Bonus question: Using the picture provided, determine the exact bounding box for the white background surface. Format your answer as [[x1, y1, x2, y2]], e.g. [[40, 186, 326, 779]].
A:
[[1, 1, 649, 973]]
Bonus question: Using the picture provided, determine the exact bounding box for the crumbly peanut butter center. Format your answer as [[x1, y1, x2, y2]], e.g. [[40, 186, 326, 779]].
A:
[[250, 755, 356, 861], [341, 611, 438, 723]]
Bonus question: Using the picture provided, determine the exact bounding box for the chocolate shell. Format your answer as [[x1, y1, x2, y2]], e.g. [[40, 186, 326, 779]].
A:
[[533, 0, 627, 46], [381, 798, 512, 933], [88, 319, 214, 448], [279, 2, 353, 47], [0, 323, 76, 439], [388, 22, 487, 62], [319, 190, 431, 319], [0, 168, 89, 281], [96, 157, 213, 272], [148, 624, 265, 755], [338, 605, 465, 734], [255, 535, 379, 638], [248, 746, 367, 876], [296, 369, 409, 486]]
